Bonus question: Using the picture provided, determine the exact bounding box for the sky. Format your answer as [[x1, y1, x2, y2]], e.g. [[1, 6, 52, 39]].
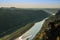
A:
[[0, 0, 60, 8]]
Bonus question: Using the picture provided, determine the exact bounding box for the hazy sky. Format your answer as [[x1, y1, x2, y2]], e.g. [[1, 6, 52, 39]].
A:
[[0, 0, 60, 8]]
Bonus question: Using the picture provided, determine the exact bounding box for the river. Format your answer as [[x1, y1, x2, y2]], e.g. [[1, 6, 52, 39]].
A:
[[15, 18, 48, 40]]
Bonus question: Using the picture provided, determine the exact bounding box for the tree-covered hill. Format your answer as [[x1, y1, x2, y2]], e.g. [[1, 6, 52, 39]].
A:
[[0, 8, 51, 37]]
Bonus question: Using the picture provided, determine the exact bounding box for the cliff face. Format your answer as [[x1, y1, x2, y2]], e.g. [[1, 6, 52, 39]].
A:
[[33, 10, 60, 40]]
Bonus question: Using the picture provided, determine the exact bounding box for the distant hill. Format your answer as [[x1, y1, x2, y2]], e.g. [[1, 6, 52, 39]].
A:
[[0, 8, 51, 37], [55, 11, 60, 20]]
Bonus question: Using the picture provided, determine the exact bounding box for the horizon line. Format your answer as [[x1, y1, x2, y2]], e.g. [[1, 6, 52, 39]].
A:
[[0, 4, 60, 8]]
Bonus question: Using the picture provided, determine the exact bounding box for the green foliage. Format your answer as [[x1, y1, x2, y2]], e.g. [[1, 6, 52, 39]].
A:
[[0, 8, 50, 37]]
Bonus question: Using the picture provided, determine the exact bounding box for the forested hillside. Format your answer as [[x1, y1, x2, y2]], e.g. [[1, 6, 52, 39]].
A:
[[0, 8, 51, 38]]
